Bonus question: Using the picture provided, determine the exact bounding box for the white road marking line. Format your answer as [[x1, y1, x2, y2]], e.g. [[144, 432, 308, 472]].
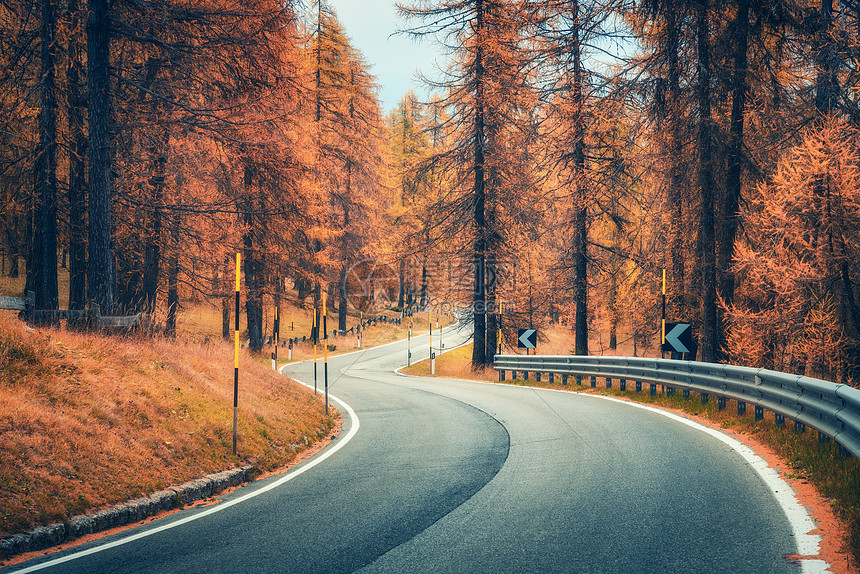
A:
[[9, 383, 359, 574], [396, 372, 828, 573]]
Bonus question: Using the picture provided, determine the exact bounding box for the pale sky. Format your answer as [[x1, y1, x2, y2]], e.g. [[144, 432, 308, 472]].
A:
[[326, 0, 443, 113]]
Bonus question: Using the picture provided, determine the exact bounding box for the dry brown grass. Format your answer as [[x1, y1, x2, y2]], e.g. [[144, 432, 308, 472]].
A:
[[0, 313, 335, 537]]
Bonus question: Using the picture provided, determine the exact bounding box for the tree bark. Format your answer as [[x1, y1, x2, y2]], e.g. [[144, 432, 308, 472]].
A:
[[696, 0, 718, 362], [165, 212, 180, 337], [471, 0, 487, 369], [338, 262, 348, 331], [35, 0, 59, 314], [718, 0, 749, 358], [570, 0, 588, 356], [242, 166, 263, 353], [87, 0, 114, 314], [67, 0, 87, 312], [142, 145, 166, 313], [665, 4, 686, 320]]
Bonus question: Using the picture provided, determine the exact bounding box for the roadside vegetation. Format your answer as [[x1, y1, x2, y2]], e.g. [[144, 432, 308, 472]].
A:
[[0, 311, 338, 540], [404, 327, 860, 569]]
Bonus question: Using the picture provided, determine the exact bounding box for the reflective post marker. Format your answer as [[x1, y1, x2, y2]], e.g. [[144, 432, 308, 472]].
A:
[[271, 306, 279, 370], [430, 309, 435, 375], [313, 305, 318, 395], [323, 291, 329, 415], [233, 253, 240, 456], [407, 318, 412, 366], [661, 269, 667, 360]]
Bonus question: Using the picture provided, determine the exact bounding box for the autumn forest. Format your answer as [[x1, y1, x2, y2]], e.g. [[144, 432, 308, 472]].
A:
[[2, 0, 860, 384]]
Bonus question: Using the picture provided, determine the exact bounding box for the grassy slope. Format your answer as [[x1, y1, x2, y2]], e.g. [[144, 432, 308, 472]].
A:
[[404, 332, 860, 568], [0, 313, 336, 537], [0, 265, 449, 539]]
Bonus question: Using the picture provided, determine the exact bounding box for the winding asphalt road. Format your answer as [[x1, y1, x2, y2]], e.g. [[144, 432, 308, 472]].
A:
[[5, 320, 820, 573]]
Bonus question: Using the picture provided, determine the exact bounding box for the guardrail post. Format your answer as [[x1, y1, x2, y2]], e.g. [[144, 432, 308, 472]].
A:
[[838, 444, 851, 458], [524, 370, 529, 381], [718, 396, 726, 410], [754, 406, 763, 421], [606, 377, 612, 389], [549, 372, 555, 384], [590, 375, 596, 388], [666, 386, 674, 397], [620, 378, 626, 391], [499, 370, 505, 382], [576, 374, 582, 386], [737, 401, 746, 416], [536, 372, 541, 382], [649, 383, 656, 397], [794, 421, 806, 433], [512, 370, 517, 380], [775, 413, 785, 428], [562, 373, 568, 385], [701, 393, 709, 404], [25, 290, 35, 322], [818, 431, 830, 444], [683, 389, 690, 400], [635, 381, 641, 392]]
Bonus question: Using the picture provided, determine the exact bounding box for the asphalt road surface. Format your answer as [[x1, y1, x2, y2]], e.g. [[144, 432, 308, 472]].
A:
[[5, 320, 816, 573]]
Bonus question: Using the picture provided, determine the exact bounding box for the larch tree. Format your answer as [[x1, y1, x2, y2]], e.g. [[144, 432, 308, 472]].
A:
[[399, 0, 536, 367]]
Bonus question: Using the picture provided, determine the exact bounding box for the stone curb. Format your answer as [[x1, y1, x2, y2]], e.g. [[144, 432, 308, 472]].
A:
[[0, 465, 253, 560]]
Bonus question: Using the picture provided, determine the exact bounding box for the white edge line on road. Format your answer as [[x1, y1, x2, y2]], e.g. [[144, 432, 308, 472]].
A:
[[8, 380, 359, 574], [395, 370, 827, 573]]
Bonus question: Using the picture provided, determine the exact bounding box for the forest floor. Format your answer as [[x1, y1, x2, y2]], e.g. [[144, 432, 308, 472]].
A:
[[402, 328, 860, 574]]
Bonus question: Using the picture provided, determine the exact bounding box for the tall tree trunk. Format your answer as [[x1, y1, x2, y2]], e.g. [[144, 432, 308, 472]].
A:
[[67, 0, 87, 312], [471, 0, 487, 369], [486, 258, 497, 358], [142, 145, 166, 313], [665, 4, 686, 320], [397, 258, 406, 308], [718, 0, 749, 358], [222, 256, 231, 341], [419, 259, 428, 308], [570, 0, 588, 356], [696, 0, 718, 362], [242, 166, 263, 353], [165, 212, 180, 337], [35, 0, 59, 313], [338, 262, 348, 331], [814, 0, 837, 117], [87, 0, 114, 314]]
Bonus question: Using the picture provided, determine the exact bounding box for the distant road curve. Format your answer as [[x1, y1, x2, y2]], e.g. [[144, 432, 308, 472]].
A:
[[4, 321, 824, 573]]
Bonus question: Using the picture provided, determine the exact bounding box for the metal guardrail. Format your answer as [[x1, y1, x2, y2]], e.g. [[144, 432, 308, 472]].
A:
[[493, 354, 860, 458], [1, 290, 146, 330]]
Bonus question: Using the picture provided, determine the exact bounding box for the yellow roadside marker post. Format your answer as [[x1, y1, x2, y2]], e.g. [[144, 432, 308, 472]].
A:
[[271, 306, 279, 370], [323, 291, 329, 415], [233, 253, 240, 456], [661, 269, 667, 360], [313, 304, 318, 395]]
